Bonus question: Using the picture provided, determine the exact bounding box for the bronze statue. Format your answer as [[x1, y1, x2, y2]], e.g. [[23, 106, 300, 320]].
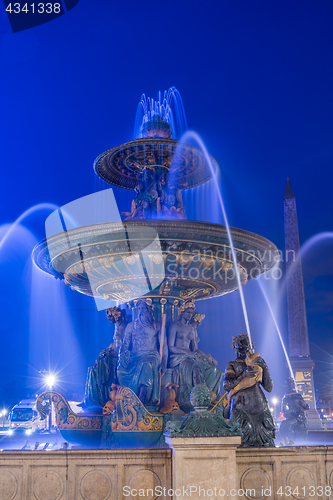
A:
[[117, 300, 167, 409], [159, 383, 180, 414], [105, 307, 128, 350], [223, 333, 275, 447], [190, 312, 218, 367], [83, 308, 128, 407], [123, 168, 163, 220], [123, 167, 187, 221], [160, 177, 186, 219], [279, 377, 309, 443], [102, 384, 118, 415], [168, 301, 222, 412]]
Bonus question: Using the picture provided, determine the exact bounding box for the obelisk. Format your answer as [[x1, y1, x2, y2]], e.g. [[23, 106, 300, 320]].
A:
[[284, 177, 321, 427]]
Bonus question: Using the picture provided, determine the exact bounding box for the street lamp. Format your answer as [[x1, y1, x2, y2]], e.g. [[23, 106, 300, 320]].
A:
[[271, 397, 279, 419], [40, 371, 57, 433], [46, 373, 56, 433], [45, 374, 56, 388]]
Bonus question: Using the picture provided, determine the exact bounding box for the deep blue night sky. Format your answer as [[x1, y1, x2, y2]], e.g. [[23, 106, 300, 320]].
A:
[[0, 0, 333, 408]]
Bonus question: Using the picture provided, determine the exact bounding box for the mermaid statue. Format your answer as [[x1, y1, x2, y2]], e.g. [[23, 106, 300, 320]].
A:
[[223, 333, 275, 447]]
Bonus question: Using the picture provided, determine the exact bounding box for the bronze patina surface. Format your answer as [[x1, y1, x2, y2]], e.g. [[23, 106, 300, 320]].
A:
[[93, 138, 216, 190], [32, 219, 279, 304]]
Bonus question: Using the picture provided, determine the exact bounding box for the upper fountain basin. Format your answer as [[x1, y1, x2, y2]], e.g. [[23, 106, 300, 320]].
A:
[[93, 138, 217, 190]]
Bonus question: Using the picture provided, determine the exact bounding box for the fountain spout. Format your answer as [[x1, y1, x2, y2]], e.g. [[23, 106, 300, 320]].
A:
[[140, 115, 172, 138]]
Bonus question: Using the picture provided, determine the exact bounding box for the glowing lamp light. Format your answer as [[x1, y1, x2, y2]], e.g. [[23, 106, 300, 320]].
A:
[[45, 374, 56, 388], [272, 397, 278, 405], [8, 429, 13, 436], [26, 429, 32, 435], [280, 413, 284, 418]]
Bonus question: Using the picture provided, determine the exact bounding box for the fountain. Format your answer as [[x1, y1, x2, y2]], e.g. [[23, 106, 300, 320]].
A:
[[32, 88, 279, 447], [1, 88, 329, 500]]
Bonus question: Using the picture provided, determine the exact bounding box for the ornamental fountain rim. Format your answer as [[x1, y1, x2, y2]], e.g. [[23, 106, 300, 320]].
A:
[[33, 218, 278, 252], [32, 219, 279, 304], [93, 137, 217, 191]]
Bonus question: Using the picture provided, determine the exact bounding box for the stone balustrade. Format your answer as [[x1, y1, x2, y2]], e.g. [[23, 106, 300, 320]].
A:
[[0, 449, 172, 500], [1, 445, 333, 500]]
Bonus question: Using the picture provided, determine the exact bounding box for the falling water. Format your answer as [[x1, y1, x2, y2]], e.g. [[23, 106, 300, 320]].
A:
[[0, 203, 59, 252], [272, 231, 333, 305], [0, 203, 89, 403], [257, 277, 297, 388], [176, 131, 253, 350], [134, 87, 187, 139], [266, 230, 333, 359], [285, 231, 333, 284], [300, 232, 333, 258], [29, 264, 85, 394]]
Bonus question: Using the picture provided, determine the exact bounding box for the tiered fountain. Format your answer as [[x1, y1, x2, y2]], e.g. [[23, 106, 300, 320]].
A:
[[32, 88, 279, 447]]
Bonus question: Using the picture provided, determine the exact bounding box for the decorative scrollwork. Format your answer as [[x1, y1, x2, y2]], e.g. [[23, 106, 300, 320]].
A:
[[36, 391, 102, 431], [94, 138, 215, 191], [109, 386, 163, 433]]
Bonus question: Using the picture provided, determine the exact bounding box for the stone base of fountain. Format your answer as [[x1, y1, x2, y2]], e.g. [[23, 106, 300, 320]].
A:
[[2, 444, 333, 499]]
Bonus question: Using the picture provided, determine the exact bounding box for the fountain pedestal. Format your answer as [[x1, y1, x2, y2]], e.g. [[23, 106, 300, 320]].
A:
[[165, 384, 241, 497], [165, 435, 241, 498]]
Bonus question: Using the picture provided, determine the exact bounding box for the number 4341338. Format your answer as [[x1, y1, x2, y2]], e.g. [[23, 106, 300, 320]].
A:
[[6, 3, 61, 13], [277, 485, 332, 497]]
